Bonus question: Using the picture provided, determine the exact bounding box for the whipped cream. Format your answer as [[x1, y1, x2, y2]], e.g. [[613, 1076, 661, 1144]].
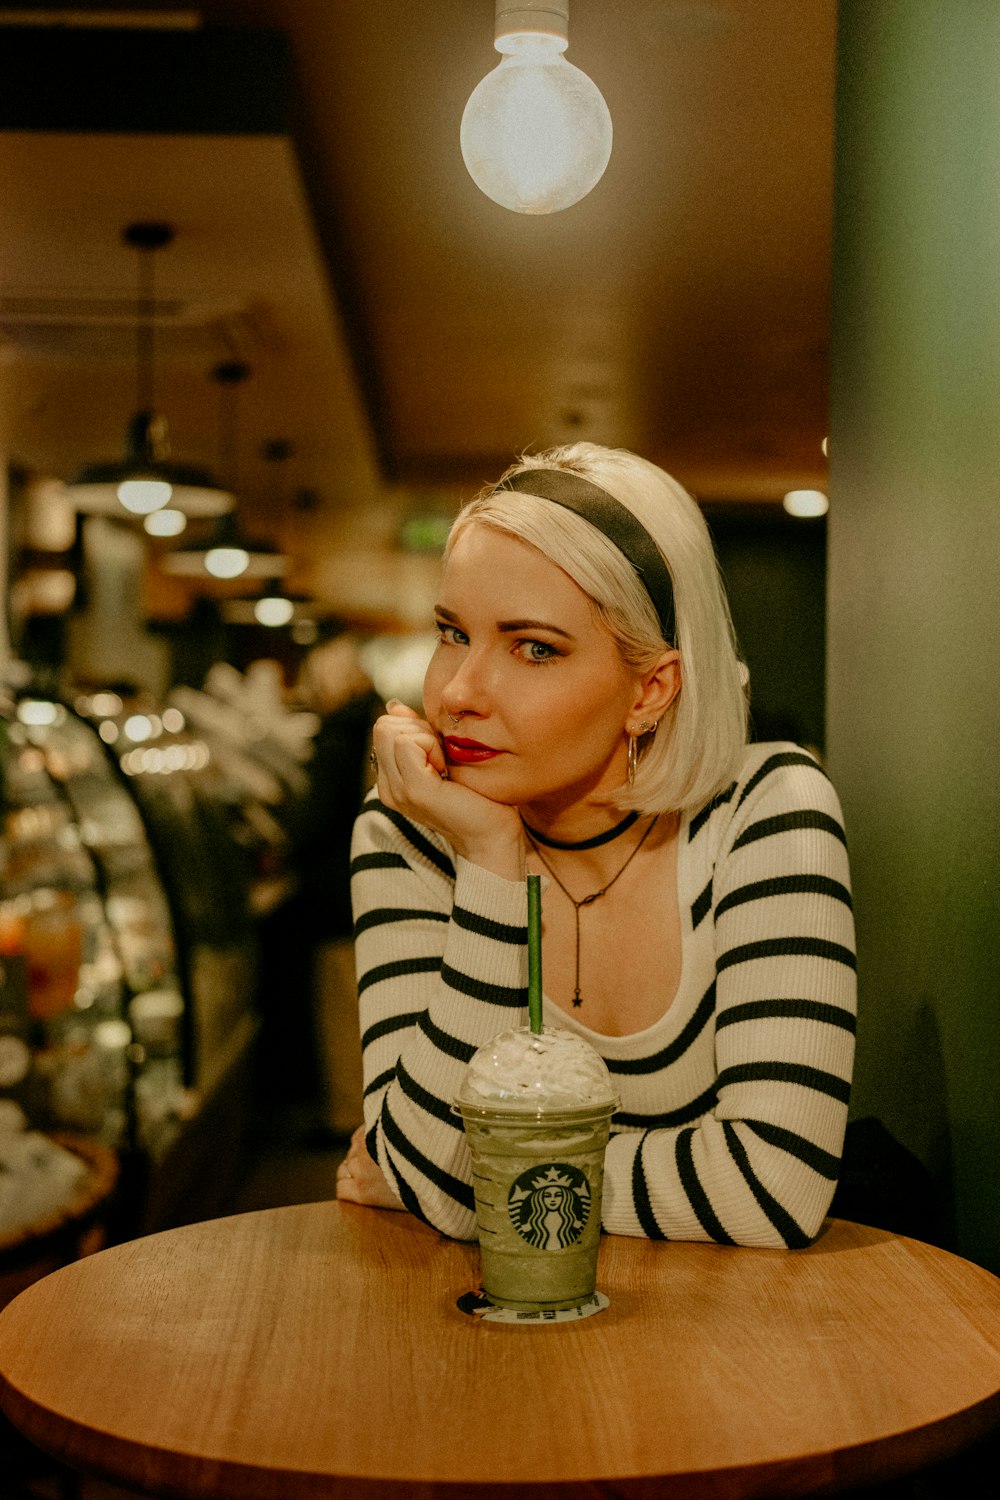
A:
[[457, 1025, 616, 1112]]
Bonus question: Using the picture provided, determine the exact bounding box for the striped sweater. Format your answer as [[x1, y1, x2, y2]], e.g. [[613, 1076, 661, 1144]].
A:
[[350, 743, 856, 1248]]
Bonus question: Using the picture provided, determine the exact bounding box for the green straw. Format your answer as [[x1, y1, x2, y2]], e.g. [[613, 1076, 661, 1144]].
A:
[[527, 872, 543, 1034]]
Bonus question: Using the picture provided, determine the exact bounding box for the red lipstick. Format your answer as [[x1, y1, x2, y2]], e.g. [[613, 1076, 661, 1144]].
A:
[[444, 736, 503, 764]]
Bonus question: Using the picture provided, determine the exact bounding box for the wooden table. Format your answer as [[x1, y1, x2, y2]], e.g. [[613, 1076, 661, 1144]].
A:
[[0, 1206, 999, 1499]]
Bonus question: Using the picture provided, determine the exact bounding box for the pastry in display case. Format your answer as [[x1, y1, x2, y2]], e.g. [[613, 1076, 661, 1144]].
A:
[[75, 662, 317, 1095], [0, 652, 325, 1230], [82, 691, 261, 1108], [0, 675, 284, 1231], [0, 693, 187, 1165]]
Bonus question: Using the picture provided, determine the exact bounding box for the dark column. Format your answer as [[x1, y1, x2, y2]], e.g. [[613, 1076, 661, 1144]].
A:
[[829, 4, 1000, 1270]]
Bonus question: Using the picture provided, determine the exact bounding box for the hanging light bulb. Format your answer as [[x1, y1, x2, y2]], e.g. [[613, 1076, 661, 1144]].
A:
[[205, 542, 251, 579], [144, 507, 186, 538], [118, 475, 173, 515], [461, 1, 612, 214], [220, 581, 311, 629], [161, 514, 290, 580], [254, 593, 295, 627], [783, 489, 829, 519]]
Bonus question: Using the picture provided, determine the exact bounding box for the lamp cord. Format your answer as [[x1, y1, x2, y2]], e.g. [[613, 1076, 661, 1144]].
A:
[[136, 245, 155, 414]]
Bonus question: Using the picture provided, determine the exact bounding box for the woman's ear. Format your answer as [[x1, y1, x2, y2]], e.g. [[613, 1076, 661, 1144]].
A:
[[630, 649, 681, 729]]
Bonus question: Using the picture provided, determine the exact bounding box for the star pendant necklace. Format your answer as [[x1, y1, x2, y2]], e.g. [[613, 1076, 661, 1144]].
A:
[[524, 814, 659, 1008]]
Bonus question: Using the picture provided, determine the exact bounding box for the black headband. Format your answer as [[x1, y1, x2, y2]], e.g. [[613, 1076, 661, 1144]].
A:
[[494, 468, 676, 646]]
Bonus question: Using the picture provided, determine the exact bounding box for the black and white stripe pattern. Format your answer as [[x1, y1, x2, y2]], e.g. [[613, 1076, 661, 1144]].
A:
[[350, 743, 856, 1247]]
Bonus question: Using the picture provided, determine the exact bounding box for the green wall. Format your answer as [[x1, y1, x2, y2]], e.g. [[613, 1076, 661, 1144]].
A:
[[828, 4, 1000, 1271]]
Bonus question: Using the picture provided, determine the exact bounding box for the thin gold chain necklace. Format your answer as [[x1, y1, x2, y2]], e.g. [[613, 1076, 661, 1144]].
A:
[[524, 815, 659, 1008]]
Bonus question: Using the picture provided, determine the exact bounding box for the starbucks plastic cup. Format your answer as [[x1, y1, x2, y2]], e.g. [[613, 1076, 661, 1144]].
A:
[[454, 1025, 617, 1312]]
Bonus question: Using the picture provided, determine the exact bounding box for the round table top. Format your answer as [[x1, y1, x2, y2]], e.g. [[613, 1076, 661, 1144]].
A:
[[1, 1206, 999, 1499]]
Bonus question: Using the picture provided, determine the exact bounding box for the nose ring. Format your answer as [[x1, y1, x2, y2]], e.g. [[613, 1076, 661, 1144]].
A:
[[448, 713, 462, 726]]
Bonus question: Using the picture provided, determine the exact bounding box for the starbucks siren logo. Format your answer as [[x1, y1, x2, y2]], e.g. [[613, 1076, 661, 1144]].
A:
[[508, 1163, 591, 1249]]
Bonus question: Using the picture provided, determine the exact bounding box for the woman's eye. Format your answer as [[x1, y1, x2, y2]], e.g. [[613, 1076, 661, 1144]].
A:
[[518, 639, 560, 663], [435, 621, 468, 647]]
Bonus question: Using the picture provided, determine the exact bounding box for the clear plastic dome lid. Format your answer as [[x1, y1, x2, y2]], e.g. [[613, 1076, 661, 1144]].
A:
[[457, 1024, 616, 1112]]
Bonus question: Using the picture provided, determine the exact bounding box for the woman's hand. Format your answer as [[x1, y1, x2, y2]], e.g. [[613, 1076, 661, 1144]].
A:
[[372, 701, 524, 878], [335, 1125, 405, 1211]]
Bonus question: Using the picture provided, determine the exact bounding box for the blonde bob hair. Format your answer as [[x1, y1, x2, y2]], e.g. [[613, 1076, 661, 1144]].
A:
[[446, 442, 748, 817]]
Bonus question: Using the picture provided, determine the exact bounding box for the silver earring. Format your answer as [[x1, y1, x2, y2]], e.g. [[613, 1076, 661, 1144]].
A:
[[627, 721, 657, 786]]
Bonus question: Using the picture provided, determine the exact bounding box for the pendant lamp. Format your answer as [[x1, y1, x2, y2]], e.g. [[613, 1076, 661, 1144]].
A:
[[65, 223, 234, 519], [220, 582, 313, 628], [218, 437, 307, 621], [160, 362, 289, 580], [160, 514, 291, 580]]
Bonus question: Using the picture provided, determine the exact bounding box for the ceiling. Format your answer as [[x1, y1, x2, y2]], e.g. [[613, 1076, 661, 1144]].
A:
[[0, 0, 836, 621]]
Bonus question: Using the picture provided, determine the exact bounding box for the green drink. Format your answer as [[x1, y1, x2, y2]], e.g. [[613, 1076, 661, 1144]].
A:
[[454, 1025, 616, 1312]]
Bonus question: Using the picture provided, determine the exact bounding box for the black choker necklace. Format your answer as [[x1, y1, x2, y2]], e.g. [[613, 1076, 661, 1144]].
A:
[[521, 810, 639, 851], [525, 815, 659, 1007]]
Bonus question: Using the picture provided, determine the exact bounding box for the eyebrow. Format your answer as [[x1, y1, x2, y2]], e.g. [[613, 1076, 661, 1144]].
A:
[[434, 605, 575, 641]]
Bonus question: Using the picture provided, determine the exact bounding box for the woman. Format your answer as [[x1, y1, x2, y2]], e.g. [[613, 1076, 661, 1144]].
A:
[[336, 443, 855, 1247]]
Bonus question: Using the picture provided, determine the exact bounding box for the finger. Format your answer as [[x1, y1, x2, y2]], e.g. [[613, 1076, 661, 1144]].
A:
[[394, 728, 448, 779], [385, 699, 421, 720], [376, 734, 448, 815], [345, 1140, 367, 1171], [376, 714, 440, 761], [336, 1176, 363, 1204], [373, 718, 440, 781], [372, 711, 424, 753]]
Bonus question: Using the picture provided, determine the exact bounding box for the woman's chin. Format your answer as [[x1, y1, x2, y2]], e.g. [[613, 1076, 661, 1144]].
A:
[[446, 763, 524, 805]]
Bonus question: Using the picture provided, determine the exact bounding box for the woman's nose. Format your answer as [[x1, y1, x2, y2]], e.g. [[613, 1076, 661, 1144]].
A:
[[439, 648, 492, 718]]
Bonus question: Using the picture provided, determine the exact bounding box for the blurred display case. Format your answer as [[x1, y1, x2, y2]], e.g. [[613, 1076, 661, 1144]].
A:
[[0, 661, 314, 1231], [0, 694, 188, 1168]]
